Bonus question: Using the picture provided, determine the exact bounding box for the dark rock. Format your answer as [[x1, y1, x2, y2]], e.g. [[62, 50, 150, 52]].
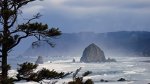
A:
[[100, 79, 108, 82], [72, 58, 75, 62], [80, 43, 106, 62], [35, 56, 43, 64], [100, 79, 105, 82], [106, 58, 116, 62], [105, 80, 108, 82], [117, 78, 126, 81]]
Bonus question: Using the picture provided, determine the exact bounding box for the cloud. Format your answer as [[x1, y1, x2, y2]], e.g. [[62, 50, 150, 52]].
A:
[[20, 0, 150, 33], [37, 0, 150, 17], [23, 0, 150, 16], [22, 5, 44, 15]]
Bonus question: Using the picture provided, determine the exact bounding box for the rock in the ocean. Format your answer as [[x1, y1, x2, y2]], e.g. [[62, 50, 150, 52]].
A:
[[80, 43, 106, 62], [72, 58, 76, 62], [35, 56, 43, 64], [106, 58, 116, 62], [100, 79, 109, 82], [117, 78, 126, 81]]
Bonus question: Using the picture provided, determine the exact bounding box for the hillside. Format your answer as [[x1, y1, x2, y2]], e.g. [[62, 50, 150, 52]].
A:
[[23, 31, 150, 57]]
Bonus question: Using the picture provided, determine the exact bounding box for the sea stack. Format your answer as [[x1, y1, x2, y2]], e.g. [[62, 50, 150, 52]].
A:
[[80, 43, 106, 62], [35, 56, 44, 64]]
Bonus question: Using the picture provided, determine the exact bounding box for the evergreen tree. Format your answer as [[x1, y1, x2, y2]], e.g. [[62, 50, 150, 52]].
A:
[[0, 0, 61, 79]]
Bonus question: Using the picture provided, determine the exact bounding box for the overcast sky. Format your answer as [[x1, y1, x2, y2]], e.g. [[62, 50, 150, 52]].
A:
[[9, 0, 150, 56], [22, 0, 150, 33]]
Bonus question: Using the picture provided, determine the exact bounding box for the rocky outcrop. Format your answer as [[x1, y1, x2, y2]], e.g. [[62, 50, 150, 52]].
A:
[[106, 58, 116, 62], [72, 58, 76, 62], [35, 56, 43, 64], [80, 43, 106, 62]]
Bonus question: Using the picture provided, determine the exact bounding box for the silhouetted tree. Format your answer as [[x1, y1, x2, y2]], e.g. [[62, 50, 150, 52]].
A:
[[0, 0, 61, 80], [16, 62, 70, 82]]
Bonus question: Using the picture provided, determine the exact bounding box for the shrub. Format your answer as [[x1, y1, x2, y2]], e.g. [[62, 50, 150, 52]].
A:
[[27, 73, 38, 82], [68, 67, 94, 84], [35, 68, 66, 82], [17, 62, 38, 80], [1, 77, 14, 84], [16, 62, 70, 82], [68, 77, 83, 84], [84, 79, 94, 84]]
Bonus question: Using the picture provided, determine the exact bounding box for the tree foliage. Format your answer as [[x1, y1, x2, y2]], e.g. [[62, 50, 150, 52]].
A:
[[1, 77, 14, 84], [17, 62, 38, 80], [0, 0, 61, 80], [16, 62, 70, 82], [68, 67, 94, 84], [35, 68, 65, 82]]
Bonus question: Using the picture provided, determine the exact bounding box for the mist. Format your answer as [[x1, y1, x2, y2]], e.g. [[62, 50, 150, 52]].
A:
[[17, 31, 150, 58]]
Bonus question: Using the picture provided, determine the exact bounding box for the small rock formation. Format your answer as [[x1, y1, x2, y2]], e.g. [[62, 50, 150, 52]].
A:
[[106, 58, 116, 62], [80, 43, 106, 62], [72, 58, 76, 62], [117, 78, 126, 81], [100, 79, 108, 82], [35, 56, 43, 64]]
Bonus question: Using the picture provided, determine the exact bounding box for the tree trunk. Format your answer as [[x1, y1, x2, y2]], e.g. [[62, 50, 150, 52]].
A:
[[2, 44, 8, 79], [1, 0, 9, 79]]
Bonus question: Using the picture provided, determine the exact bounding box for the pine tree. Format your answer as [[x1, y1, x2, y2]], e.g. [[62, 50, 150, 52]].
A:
[[0, 0, 61, 79]]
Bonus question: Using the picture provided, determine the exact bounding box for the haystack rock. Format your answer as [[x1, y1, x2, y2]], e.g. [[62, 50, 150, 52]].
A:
[[80, 43, 106, 62], [35, 56, 43, 64]]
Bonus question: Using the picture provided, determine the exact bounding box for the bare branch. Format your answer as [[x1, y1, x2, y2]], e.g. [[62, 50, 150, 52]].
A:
[[10, 13, 42, 34], [8, 11, 17, 28], [8, 34, 29, 51], [33, 34, 40, 40], [10, 29, 19, 34], [16, 0, 35, 9], [25, 13, 42, 24]]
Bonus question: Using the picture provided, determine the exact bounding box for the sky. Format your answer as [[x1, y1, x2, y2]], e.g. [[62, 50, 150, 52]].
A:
[[20, 0, 150, 33], [7, 0, 150, 56]]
